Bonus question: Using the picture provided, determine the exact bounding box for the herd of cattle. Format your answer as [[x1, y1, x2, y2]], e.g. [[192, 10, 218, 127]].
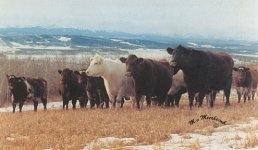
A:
[[6, 45, 258, 112]]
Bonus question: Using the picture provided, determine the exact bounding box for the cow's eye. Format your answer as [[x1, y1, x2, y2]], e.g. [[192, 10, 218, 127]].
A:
[[94, 62, 98, 65]]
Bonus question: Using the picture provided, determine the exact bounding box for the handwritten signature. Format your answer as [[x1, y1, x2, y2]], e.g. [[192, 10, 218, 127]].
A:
[[188, 114, 227, 125]]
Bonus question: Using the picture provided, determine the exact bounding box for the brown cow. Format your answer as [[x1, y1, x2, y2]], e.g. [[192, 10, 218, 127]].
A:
[[58, 68, 87, 109], [233, 66, 258, 102], [167, 45, 234, 109], [6, 75, 47, 113], [120, 55, 172, 109]]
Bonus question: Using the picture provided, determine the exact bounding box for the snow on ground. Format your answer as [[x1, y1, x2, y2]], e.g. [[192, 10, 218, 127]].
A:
[[0, 101, 64, 112], [83, 117, 258, 150]]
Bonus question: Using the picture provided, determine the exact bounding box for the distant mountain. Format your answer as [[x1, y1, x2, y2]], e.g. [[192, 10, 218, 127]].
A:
[[0, 27, 257, 57]]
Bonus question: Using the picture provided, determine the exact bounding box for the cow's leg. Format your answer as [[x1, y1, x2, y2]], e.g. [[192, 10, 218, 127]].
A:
[[158, 92, 167, 106], [197, 92, 205, 107], [188, 91, 195, 110], [194, 94, 199, 106], [224, 88, 231, 107], [105, 99, 109, 108], [252, 90, 256, 100], [175, 93, 182, 107], [41, 97, 47, 110], [90, 98, 95, 109], [146, 95, 151, 107], [237, 91, 241, 103], [33, 99, 38, 112], [136, 94, 142, 109], [19, 101, 24, 112], [12, 102, 16, 113], [120, 98, 124, 108], [72, 99, 76, 109], [165, 95, 172, 107], [211, 91, 217, 107], [79, 97, 85, 108], [97, 90, 104, 108], [244, 94, 247, 103]]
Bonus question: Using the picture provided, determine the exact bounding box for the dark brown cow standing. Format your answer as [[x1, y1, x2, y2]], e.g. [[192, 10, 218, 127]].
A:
[[6, 75, 47, 113], [120, 55, 172, 109], [233, 66, 258, 102], [167, 45, 234, 109], [75, 70, 109, 109], [58, 68, 87, 109]]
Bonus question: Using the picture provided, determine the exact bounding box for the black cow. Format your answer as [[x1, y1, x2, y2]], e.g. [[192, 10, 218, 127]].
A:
[[6, 75, 47, 113], [58, 68, 87, 109], [233, 66, 258, 102], [120, 55, 172, 109], [75, 70, 109, 109], [167, 45, 234, 109]]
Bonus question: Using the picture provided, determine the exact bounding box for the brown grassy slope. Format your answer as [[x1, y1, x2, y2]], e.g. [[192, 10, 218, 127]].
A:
[[0, 96, 258, 149]]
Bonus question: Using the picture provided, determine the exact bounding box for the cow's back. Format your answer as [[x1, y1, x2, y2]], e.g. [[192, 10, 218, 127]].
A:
[[250, 68, 258, 89], [141, 59, 172, 94]]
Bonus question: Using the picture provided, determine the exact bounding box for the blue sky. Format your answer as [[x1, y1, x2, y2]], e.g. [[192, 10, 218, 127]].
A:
[[0, 0, 258, 40]]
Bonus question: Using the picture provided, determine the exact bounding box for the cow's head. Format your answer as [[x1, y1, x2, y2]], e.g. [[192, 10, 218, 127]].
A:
[[120, 55, 145, 77], [58, 68, 78, 85], [6, 74, 25, 90], [233, 66, 250, 84], [73, 70, 87, 85], [85, 54, 104, 77], [167, 45, 193, 67]]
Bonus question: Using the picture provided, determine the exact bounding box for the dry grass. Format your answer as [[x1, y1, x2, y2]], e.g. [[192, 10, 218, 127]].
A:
[[0, 96, 258, 149], [0, 55, 257, 149], [243, 132, 258, 148]]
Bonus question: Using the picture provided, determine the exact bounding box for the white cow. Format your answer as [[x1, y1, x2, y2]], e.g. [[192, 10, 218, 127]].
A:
[[85, 54, 133, 108]]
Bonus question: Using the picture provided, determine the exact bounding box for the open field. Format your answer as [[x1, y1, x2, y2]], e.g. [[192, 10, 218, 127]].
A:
[[0, 54, 257, 149], [1, 94, 258, 149]]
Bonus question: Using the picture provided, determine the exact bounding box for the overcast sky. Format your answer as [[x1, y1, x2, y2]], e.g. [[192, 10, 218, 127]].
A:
[[0, 0, 258, 40]]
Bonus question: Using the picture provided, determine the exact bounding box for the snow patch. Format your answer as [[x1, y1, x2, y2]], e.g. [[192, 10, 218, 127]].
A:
[[57, 36, 71, 42], [201, 45, 216, 49]]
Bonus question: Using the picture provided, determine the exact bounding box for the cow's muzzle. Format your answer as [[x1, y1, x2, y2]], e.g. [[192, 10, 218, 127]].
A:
[[125, 72, 132, 77], [169, 61, 177, 67]]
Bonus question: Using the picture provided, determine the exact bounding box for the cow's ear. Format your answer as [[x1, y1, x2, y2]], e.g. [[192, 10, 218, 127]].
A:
[[137, 58, 144, 65], [233, 67, 239, 71], [74, 71, 80, 75], [245, 68, 250, 71], [167, 47, 174, 54], [6, 74, 9, 79], [58, 70, 62, 74], [120, 57, 126, 63]]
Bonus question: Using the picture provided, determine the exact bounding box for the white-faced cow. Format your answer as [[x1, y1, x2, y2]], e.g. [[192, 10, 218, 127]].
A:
[[58, 68, 87, 109], [233, 66, 258, 102], [167, 45, 234, 109], [120, 55, 172, 109], [84, 54, 126, 108], [116, 76, 140, 108], [166, 70, 187, 107], [6, 75, 47, 113]]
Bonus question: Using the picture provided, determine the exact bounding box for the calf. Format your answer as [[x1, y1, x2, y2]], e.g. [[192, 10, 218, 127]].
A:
[[76, 70, 109, 108], [120, 55, 172, 109], [6, 75, 47, 113], [166, 70, 187, 107], [58, 68, 87, 109], [233, 67, 258, 102], [116, 76, 137, 108]]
